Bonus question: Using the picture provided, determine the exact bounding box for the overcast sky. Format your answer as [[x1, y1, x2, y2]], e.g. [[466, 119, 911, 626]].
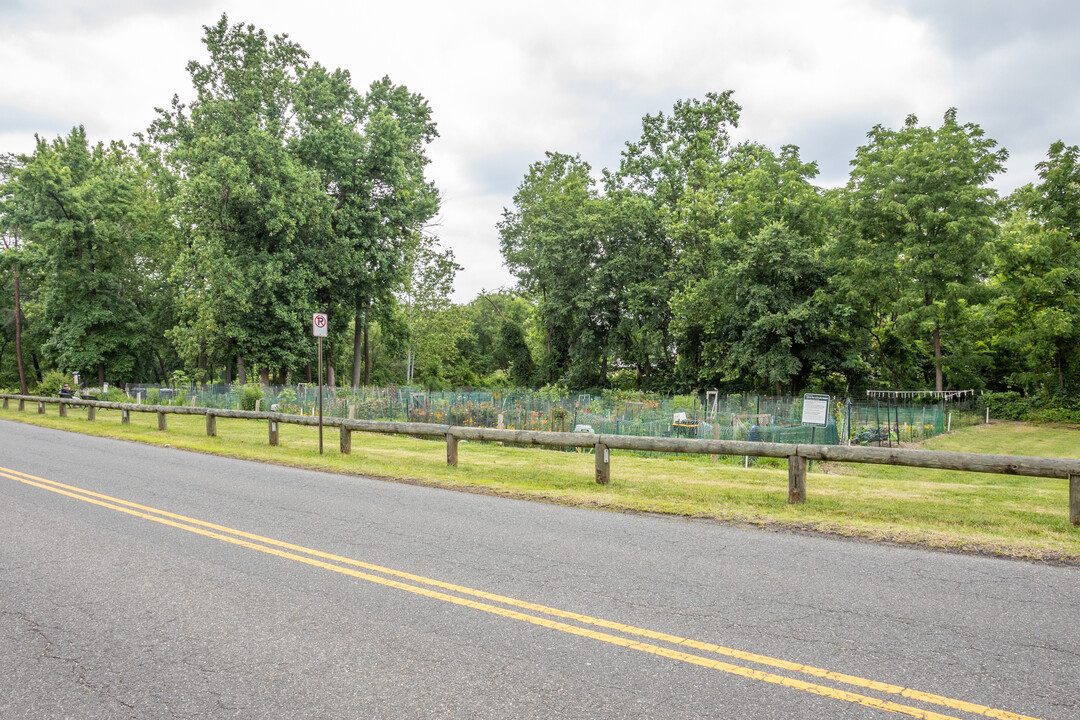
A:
[[2, 1, 1077, 301]]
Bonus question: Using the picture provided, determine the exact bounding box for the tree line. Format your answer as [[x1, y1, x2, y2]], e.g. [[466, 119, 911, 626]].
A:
[[500, 95, 1079, 398], [1, 18, 1077, 400]]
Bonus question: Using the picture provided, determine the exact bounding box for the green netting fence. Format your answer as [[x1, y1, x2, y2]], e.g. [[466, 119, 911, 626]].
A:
[[121, 384, 983, 455]]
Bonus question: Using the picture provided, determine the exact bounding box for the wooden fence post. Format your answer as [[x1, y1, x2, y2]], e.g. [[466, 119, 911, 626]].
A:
[[2, 397, 8, 409], [340, 426, 351, 455], [121, 409, 130, 425], [595, 441, 610, 485], [206, 412, 217, 437], [788, 455, 807, 504], [268, 419, 279, 446], [87, 405, 96, 421], [1071, 474, 1079, 527], [59, 402, 67, 418], [447, 433, 458, 467], [712, 422, 720, 463], [157, 411, 167, 431], [18, 399, 25, 411], [37, 402, 45, 414]]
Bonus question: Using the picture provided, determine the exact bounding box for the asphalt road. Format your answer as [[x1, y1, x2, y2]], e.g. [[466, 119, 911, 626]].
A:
[[1, 419, 1077, 719]]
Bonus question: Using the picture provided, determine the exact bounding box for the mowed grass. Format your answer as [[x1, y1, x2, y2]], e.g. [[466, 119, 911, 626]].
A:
[[1, 403, 1078, 563]]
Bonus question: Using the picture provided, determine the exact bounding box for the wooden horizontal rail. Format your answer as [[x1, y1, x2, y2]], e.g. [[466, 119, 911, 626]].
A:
[[3, 393, 1079, 525]]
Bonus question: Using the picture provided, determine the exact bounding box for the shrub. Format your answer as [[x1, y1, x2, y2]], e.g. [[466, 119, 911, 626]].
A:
[[106, 385, 130, 402], [981, 391, 1080, 424], [981, 391, 1029, 421], [240, 384, 264, 411], [146, 388, 160, 405], [609, 368, 637, 391], [480, 369, 513, 389], [32, 369, 72, 397]]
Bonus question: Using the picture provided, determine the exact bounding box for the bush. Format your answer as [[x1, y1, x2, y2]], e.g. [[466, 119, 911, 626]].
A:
[[106, 385, 130, 403], [32, 369, 72, 397], [240, 384, 264, 411], [609, 368, 637, 391], [981, 391, 1029, 421], [981, 391, 1080, 424], [1026, 395, 1080, 424], [480, 369, 513, 389], [146, 388, 160, 405]]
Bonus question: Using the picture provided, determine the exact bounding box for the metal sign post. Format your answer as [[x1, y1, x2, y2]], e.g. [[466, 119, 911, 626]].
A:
[[313, 313, 328, 454]]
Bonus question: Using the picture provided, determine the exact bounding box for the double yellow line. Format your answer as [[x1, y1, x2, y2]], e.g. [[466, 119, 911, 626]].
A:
[[0, 464, 1041, 720]]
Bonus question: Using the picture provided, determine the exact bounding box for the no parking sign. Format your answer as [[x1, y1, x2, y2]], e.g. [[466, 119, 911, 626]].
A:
[[312, 313, 328, 337]]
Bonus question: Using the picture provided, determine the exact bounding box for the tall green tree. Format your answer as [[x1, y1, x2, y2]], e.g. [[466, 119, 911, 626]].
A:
[[992, 141, 1080, 393], [0, 153, 30, 392], [672, 144, 839, 393], [838, 109, 1007, 391], [606, 92, 744, 390], [151, 16, 330, 385], [8, 128, 156, 386], [292, 71, 440, 388], [398, 232, 461, 385], [499, 152, 600, 386]]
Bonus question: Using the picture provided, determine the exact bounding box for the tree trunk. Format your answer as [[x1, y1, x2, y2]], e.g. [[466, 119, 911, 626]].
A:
[[352, 296, 364, 389], [363, 319, 371, 385], [237, 353, 246, 385], [199, 346, 207, 389], [933, 325, 943, 392], [97, 362, 105, 388], [259, 367, 270, 387], [306, 363, 312, 383], [13, 264, 27, 394]]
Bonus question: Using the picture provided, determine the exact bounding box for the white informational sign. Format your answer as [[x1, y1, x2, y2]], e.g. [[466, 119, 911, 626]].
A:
[[801, 393, 831, 428], [312, 313, 328, 338]]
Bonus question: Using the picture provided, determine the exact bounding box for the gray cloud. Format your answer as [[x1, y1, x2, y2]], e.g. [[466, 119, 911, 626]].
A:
[[0, 103, 73, 136], [896, 1, 1080, 56]]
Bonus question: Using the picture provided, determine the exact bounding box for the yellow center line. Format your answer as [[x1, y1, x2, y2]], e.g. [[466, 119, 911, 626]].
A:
[[0, 465, 1042, 720]]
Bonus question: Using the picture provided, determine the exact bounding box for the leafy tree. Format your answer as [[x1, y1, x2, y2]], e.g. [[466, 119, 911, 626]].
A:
[[671, 143, 838, 393], [592, 189, 675, 390], [398, 232, 460, 384], [0, 153, 30, 392], [992, 141, 1080, 393], [462, 290, 538, 385], [838, 109, 1007, 391], [292, 70, 440, 388], [605, 92, 744, 390], [7, 128, 155, 386], [151, 16, 330, 385], [499, 152, 600, 386]]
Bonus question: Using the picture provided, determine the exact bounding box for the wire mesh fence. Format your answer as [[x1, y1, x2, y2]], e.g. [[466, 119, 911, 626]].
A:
[[121, 384, 983, 455]]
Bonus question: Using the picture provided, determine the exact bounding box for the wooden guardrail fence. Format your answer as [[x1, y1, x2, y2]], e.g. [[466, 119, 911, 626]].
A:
[[3, 393, 1079, 526]]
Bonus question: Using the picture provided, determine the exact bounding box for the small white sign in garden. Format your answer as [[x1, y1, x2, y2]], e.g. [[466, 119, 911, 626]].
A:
[[801, 393, 831, 428]]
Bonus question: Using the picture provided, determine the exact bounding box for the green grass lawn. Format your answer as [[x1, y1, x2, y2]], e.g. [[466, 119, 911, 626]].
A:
[[2, 402, 1078, 563]]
